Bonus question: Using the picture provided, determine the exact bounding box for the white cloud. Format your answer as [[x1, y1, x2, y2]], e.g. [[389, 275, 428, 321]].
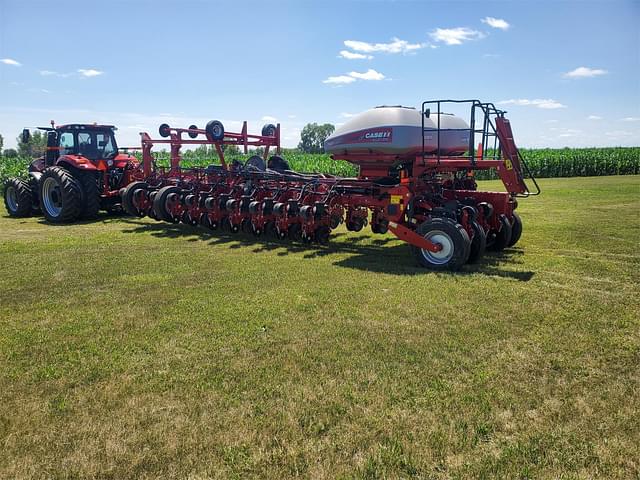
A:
[[323, 69, 385, 85], [288, 114, 297, 119], [481, 17, 510, 30], [341, 112, 356, 118], [1, 58, 21, 66], [323, 75, 357, 85], [77, 68, 103, 77], [344, 38, 427, 54], [348, 69, 385, 81], [621, 117, 640, 122], [429, 27, 485, 45], [498, 98, 567, 109], [563, 67, 608, 78], [261, 115, 277, 122], [587, 115, 603, 120], [338, 50, 373, 60]]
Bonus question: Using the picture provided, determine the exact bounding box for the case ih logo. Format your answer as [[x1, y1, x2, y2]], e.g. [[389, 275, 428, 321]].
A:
[[361, 128, 392, 143]]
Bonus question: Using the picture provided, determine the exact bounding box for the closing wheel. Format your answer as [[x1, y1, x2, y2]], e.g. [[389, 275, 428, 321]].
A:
[[467, 220, 487, 263], [3, 178, 33, 217], [488, 214, 512, 251], [507, 212, 522, 247], [39, 167, 82, 223], [315, 226, 330, 245], [411, 217, 471, 271], [188, 124, 199, 139], [159, 123, 171, 138], [205, 120, 225, 141], [288, 223, 302, 241], [152, 185, 181, 222]]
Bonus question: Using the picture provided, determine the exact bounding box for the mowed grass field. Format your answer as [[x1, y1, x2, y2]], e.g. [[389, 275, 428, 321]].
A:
[[0, 176, 638, 479]]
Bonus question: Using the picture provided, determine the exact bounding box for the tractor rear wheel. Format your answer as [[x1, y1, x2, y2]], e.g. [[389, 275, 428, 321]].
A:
[[467, 220, 487, 263], [488, 214, 512, 251], [411, 217, 471, 271], [75, 170, 100, 219], [153, 185, 182, 222], [507, 212, 522, 247], [3, 178, 33, 217], [39, 167, 82, 223]]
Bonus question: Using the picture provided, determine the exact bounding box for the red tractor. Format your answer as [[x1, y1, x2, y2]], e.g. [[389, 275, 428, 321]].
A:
[[3, 123, 140, 222]]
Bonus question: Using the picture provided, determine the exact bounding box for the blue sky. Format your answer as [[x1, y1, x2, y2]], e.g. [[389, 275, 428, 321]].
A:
[[1, 0, 638, 149]]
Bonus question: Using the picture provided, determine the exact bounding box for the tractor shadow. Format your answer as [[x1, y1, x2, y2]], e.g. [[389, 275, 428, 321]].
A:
[[121, 218, 534, 281]]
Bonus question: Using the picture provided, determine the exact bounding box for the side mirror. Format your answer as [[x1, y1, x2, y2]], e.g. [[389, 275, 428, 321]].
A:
[[424, 109, 431, 119], [22, 128, 31, 144]]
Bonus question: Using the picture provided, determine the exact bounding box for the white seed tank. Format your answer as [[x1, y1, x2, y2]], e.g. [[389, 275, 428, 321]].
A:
[[324, 106, 471, 158]]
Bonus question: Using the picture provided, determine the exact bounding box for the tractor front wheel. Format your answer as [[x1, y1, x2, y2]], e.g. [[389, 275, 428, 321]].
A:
[[411, 217, 471, 271], [39, 167, 82, 223], [3, 178, 33, 217]]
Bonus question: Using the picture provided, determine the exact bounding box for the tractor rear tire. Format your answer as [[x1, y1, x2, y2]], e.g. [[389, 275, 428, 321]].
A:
[[3, 178, 33, 217], [75, 170, 100, 220], [153, 185, 181, 222], [411, 217, 471, 271], [488, 214, 512, 251], [507, 212, 522, 247], [39, 167, 82, 223], [467, 220, 487, 263]]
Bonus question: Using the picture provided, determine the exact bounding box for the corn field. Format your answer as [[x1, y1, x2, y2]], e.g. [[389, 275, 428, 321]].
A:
[[1, 147, 638, 187]]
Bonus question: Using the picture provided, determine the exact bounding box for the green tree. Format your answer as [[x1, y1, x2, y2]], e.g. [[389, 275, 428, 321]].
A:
[[0, 133, 4, 154], [16, 130, 46, 157], [3, 148, 18, 158], [298, 123, 335, 154]]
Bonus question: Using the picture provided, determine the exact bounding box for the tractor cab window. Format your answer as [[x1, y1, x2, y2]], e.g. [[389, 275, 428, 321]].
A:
[[59, 132, 75, 155], [77, 132, 97, 158], [96, 132, 117, 159]]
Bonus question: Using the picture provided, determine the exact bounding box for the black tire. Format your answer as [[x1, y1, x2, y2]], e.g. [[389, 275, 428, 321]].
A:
[[488, 214, 512, 251], [121, 181, 148, 217], [205, 120, 224, 141], [262, 123, 277, 137], [75, 170, 100, 219], [159, 123, 171, 138], [411, 217, 471, 271], [187, 125, 199, 139], [467, 220, 487, 263], [39, 167, 82, 223], [508, 212, 522, 247], [3, 178, 33, 217], [153, 185, 181, 222]]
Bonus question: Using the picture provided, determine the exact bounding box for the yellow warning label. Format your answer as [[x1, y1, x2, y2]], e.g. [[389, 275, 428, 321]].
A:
[[390, 195, 403, 204], [504, 159, 513, 170]]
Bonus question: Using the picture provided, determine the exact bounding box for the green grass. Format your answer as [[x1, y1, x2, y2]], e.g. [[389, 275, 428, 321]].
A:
[[1, 176, 639, 479]]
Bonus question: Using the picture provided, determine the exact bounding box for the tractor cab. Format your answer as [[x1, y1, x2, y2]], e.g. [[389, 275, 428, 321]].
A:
[[40, 124, 119, 167]]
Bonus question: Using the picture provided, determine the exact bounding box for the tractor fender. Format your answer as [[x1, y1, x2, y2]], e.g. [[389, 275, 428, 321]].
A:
[[56, 155, 98, 171]]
